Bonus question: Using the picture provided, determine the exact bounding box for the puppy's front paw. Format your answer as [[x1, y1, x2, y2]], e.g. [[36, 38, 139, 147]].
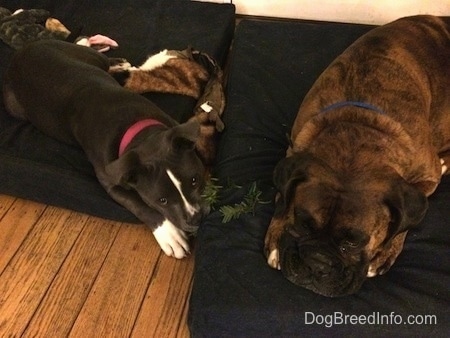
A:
[[153, 220, 190, 259]]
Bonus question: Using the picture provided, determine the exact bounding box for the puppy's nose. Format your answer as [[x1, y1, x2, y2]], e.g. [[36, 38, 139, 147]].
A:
[[187, 211, 203, 226]]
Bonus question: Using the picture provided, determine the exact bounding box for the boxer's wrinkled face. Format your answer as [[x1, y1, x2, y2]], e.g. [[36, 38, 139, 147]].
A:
[[268, 152, 428, 297]]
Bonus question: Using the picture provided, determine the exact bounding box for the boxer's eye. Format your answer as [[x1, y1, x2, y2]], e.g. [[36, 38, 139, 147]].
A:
[[191, 177, 197, 187], [298, 217, 315, 233], [159, 197, 168, 205], [301, 221, 314, 232], [294, 209, 315, 232], [339, 240, 358, 253]]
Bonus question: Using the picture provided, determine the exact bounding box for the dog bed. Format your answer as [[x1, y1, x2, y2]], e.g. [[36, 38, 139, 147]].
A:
[[188, 19, 450, 336], [0, 0, 235, 221]]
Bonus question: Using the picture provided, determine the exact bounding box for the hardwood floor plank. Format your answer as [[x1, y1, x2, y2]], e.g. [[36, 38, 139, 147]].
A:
[[0, 194, 16, 218], [22, 217, 121, 337], [69, 223, 162, 337], [0, 195, 197, 337], [0, 197, 47, 274], [131, 252, 195, 337], [0, 207, 88, 336], [177, 290, 193, 338]]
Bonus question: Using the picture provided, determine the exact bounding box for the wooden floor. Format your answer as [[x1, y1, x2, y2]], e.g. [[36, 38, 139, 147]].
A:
[[0, 193, 194, 337]]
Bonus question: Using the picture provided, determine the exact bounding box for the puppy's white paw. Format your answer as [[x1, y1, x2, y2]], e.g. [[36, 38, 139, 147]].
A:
[[267, 249, 281, 270], [153, 219, 190, 259], [440, 158, 448, 175]]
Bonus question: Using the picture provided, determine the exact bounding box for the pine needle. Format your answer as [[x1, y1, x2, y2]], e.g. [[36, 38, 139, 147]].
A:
[[219, 182, 269, 223], [202, 177, 222, 209]]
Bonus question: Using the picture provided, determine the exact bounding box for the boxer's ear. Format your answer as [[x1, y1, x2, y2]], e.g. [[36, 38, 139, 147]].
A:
[[105, 151, 140, 187], [273, 152, 311, 214], [384, 177, 428, 236], [413, 180, 439, 197]]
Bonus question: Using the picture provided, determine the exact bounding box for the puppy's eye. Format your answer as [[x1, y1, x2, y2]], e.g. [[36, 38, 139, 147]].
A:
[[191, 177, 197, 186], [159, 197, 168, 205]]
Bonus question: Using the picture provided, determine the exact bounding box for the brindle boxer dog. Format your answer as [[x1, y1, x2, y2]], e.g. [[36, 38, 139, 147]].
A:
[[264, 15, 450, 297]]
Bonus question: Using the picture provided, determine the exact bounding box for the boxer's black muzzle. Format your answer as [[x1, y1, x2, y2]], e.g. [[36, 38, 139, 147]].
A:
[[279, 230, 369, 297]]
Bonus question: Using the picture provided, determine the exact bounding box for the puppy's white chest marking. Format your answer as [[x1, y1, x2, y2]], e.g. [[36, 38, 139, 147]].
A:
[[166, 169, 197, 216], [138, 49, 176, 71]]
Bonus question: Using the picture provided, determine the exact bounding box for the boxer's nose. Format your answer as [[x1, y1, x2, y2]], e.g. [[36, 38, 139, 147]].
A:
[[307, 252, 333, 278]]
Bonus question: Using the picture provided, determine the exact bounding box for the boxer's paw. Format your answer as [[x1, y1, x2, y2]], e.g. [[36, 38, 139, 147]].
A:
[[153, 220, 190, 259], [367, 232, 407, 277], [267, 249, 281, 270], [264, 216, 285, 270], [441, 158, 448, 175]]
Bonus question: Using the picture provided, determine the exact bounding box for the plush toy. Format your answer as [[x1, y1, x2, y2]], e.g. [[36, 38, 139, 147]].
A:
[[0, 7, 118, 52], [0, 8, 70, 49], [75, 34, 118, 53]]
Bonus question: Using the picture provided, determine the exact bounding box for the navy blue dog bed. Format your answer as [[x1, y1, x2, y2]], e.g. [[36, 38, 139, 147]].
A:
[[0, 0, 235, 221], [1, 2, 449, 335], [188, 19, 450, 337]]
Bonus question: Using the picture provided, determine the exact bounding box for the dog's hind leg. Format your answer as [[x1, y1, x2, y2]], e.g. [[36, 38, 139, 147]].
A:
[[2, 83, 27, 120]]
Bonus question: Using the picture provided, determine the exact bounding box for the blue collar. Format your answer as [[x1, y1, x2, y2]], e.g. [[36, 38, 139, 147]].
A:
[[321, 101, 385, 115]]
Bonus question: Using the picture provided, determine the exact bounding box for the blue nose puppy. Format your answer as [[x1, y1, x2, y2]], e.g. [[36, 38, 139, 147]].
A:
[[3, 40, 209, 258]]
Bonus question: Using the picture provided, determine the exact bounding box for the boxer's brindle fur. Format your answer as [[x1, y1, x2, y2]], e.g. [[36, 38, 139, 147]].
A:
[[265, 15, 450, 296], [3, 40, 211, 259]]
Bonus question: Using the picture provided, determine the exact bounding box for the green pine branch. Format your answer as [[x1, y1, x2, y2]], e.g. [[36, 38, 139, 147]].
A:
[[201, 177, 222, 209], [202, 179, 270, 223], [219, 182, 269, 223]]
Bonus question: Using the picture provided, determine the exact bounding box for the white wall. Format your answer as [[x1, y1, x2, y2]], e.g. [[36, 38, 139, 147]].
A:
[[195, 0, 450, 25]]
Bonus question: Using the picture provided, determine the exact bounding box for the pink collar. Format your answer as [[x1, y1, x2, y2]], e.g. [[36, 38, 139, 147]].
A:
[[118, 119, 165, 156]]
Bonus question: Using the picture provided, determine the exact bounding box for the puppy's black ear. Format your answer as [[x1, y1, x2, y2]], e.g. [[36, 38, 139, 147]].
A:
[[105, 151, 140, 187], [166, 119, 200, 151], [273, 152, 311, 215], [385, 177, 428, 236]]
